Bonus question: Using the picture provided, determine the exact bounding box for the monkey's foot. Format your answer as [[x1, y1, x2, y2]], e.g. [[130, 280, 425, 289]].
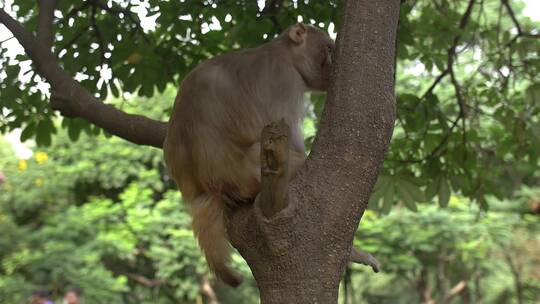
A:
[[350, 247, 380, 273]]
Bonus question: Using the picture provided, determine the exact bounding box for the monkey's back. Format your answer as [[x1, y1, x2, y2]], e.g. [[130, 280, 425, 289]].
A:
[[164, 41, 305, 201]]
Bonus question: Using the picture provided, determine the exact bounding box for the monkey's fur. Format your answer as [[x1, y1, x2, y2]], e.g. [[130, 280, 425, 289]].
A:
[[164, 23, 334, 286]]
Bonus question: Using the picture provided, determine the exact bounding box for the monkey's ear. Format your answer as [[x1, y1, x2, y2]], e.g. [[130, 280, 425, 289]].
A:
[[288, 23, 308, 44]]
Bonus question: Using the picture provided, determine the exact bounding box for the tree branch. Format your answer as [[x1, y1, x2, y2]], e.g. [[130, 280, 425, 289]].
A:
[[350, 247, 380, 272], [0, 7, 167, 148], [306, 0, 398, 218], [227, 2, 399, 302], [37, 0, 58, 50], [256, 120, 290, 218], [61, 2, 90, 24], [90, 4, 106, 65], [502, 0, 540, 47], [124, 272, 163, 287], [501, 0, 522, 34], [0, 35, 14, 44], [397, 0, 475, 164], [420, 0, 476, 99], [261, 0, 284, 33], [91, 0, 150, 43], [442, 281, 467, 304]]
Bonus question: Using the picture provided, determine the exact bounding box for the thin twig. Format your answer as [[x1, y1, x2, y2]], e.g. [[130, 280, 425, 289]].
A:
[[0, 36, 14, 44], [397, 0, 476, 164], [502, 0, 540, 47]]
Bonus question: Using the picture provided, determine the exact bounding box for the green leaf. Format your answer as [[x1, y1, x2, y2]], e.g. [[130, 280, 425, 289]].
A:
[[396, 178, 422, 211], [110, 82, 120, 98], [368, 175, 390, 206], [525, 83, 540, 106], [35, 120, 52, 146], [68, 124, 82, 141], [20, 122, 36, 142], [438, 177, 451, 208], [381, 180, 395, 214], [425, 176, 439, 200]]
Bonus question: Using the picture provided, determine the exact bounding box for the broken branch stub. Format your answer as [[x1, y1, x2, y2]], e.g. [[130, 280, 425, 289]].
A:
[[258, 119, 290, 218]]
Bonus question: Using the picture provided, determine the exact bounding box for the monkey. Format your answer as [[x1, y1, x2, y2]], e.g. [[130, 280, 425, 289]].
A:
[[163, 23, 334, 287]]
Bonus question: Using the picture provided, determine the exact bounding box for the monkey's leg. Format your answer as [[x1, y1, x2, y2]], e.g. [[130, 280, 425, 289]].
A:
[[350, 247, 380, 273]]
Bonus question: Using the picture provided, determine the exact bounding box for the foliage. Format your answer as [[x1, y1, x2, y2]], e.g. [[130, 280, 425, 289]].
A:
[[345, 196, 540, 303], [1, 0, 540, 302], [1, 0, 539, 209], [1, 132, 538, 302], [0, 131, 257, 303]]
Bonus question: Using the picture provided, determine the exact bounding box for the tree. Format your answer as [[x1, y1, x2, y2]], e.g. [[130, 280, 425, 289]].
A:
[[1, 0, 539, 303], [1, 0, 398, 302]]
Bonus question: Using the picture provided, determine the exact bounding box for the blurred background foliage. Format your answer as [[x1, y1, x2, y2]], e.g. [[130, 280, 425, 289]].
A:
[[0, 0, 539, 303]]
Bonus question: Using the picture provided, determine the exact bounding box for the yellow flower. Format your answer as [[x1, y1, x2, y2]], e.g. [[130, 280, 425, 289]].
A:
[[35, 152, 48, 164], [18, 160, 28, 171], [35, 177, 44, 187]]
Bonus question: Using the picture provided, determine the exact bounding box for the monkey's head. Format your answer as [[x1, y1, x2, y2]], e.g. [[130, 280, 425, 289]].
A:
[[285, 23, 335, 92]]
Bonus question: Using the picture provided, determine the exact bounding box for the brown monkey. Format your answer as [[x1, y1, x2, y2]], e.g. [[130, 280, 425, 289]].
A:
[[163, 23, 334, 286]]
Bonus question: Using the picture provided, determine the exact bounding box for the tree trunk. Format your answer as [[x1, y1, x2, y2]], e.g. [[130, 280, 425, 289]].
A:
[[227, 1, 399, 303], [0, 0, 399, 302]]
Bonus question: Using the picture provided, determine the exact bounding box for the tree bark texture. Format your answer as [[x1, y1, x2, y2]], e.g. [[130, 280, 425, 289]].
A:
[[0, 0, 399, 302], [227, 1, 399, 303]]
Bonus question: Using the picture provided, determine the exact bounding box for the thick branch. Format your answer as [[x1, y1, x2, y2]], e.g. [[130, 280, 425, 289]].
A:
[[305, 0, 399, 220], [37, 0, 58, 49], [227, 1, 399, 303], [0, 8, 167, 148]]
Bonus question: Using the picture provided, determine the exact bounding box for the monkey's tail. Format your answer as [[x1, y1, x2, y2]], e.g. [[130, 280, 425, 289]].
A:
[[190, 194, 244, 287]]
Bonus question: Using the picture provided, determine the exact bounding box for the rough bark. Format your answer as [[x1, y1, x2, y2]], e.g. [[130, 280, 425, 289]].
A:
[[1, 0, 399, 302], [227, 1, 399, 303]]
